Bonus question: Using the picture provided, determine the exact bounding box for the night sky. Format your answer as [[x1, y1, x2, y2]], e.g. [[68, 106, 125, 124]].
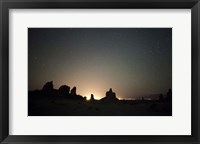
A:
[[28, 28, 172, 100]]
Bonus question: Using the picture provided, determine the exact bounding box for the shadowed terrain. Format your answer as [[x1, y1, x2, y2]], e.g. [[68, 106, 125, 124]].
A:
[[28, 81, 172, 116]]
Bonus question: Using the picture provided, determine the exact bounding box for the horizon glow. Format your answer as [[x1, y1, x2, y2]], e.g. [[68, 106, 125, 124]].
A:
[[28, 28, 172, 99]]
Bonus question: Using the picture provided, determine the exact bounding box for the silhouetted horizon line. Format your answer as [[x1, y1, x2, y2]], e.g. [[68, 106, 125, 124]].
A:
[[28, 81, 172, 101]]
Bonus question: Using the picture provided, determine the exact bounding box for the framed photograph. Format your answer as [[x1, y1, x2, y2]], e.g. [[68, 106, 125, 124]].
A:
[[0, 0, 199, 143]]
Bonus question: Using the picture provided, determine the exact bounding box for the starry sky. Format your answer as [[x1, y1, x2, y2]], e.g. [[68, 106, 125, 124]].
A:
[[28, 28, 172, 100]]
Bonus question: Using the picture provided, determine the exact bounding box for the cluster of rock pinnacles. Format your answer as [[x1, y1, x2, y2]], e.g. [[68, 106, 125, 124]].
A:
[[40, 81, 118, 101], [31, 81, 172, 102]]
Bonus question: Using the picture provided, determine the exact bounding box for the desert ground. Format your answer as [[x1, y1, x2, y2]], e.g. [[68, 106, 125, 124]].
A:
[[28, 95, 172, 116]]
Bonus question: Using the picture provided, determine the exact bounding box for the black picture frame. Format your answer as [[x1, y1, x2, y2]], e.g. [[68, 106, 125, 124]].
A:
[[0, 0, 199, 143]]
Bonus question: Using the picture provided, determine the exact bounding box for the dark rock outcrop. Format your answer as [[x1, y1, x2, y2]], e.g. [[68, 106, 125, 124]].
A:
[[59, 85, 70, 96], [90, 94, 95, 101], [42, 81, 53, 91], [83, 96, 87, 101], [71, 87, 77, 96], [100, 88, 119, 102], [29, 81, 85, 101], [42, 81, 54, 96]]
